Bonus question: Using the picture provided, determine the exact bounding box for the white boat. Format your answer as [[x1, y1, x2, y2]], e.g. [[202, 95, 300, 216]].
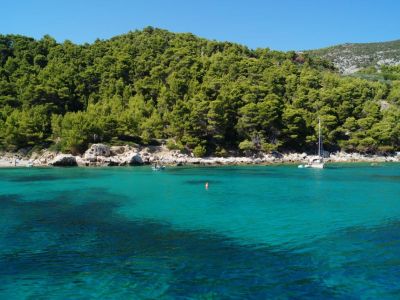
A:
[[305, 157, 324, 169], [298, 118, 325, 169]]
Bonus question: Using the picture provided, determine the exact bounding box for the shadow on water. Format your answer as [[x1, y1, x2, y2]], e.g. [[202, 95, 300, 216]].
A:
[[1, 187, 400, 298], [0, 192, 339, 299], [370, 175, 400, 182], [1, 169, 104, 183], [300, 221, 400, 298], [6, 174, 86, 182]]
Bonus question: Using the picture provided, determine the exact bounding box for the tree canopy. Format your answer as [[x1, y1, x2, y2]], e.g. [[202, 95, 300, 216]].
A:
[[0, 28, 399, 155]]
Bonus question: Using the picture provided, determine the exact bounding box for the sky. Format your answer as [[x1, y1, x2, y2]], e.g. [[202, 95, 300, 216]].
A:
[[1, 0, 400, 51]]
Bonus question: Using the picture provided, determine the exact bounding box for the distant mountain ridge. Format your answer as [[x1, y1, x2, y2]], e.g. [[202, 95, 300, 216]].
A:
[[307, 39, 400, 74]]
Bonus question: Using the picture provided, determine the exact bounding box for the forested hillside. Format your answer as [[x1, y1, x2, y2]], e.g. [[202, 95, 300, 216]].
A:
[[0, 27, 399, 156]]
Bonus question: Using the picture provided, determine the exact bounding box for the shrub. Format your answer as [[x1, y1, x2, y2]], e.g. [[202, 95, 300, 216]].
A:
[[215, 146, 228, 157], [166, 139, 184, 151], [261, 142, 278, 153], [238, 140, 255, 151], [193, 145, 206, 157], [357, 137, 377, 153]]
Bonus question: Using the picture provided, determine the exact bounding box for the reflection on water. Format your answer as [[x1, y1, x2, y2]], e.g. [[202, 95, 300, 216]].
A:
[[0, 164, 399, 298]]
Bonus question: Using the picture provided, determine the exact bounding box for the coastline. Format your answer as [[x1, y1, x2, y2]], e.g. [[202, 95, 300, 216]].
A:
[[0, 144, 399, 168]]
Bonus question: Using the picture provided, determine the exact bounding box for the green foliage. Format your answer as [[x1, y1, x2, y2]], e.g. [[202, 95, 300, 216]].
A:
[[53, 111, 92, 154], [192, 144, 206, 157], [238, 140, 255, 151], [0, 105, 50, 150], [0, 29, 400, 154], [261, 142, 279, 153], [166, 139, 184, 151], [214, 146, 228, 157]]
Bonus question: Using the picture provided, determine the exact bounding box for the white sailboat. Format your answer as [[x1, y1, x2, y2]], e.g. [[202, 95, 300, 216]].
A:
[[299, 118, 325, 169]]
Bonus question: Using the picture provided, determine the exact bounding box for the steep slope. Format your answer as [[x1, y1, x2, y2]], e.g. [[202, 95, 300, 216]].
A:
[[308, 39, 400, 74], [0, 28, 399, 155]]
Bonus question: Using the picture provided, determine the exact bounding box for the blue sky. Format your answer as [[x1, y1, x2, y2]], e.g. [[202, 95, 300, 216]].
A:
[[1, 0, 399, 50]]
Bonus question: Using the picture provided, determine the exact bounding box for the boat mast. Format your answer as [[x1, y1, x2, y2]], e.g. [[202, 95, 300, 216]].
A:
[[318, 117, 321, 157]]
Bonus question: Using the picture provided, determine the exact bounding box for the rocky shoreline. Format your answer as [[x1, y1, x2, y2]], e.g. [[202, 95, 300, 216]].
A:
[[0, 143, 399, 168]]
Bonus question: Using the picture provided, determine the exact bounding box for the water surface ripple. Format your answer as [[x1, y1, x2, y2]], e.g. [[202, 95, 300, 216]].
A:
[[0, 164, 399, 299]]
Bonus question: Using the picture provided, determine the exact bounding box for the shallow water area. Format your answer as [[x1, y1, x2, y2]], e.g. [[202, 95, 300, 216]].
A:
[[0, 164, 400, 299]]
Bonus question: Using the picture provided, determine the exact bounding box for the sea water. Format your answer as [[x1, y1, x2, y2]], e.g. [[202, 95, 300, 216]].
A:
[[0, 164, 399, 299]]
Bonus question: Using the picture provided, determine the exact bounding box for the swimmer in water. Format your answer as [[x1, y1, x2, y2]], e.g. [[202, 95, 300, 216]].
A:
[[205, 182, 209, 190]]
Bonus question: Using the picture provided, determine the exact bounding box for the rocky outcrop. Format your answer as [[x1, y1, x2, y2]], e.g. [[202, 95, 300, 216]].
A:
[[327, 152, 398, 163], [96, 156, 122, 166], [76, 156, 89, 167], [110, 145, 127, 155], [32, 151, 56, 166], [81, 144, 127, 166], [49, 154, 77, 166], [84, 144, 110, 161], [128, 152, 144, 165], [2, 145, 400, 168], [307, 39, 400, 74]]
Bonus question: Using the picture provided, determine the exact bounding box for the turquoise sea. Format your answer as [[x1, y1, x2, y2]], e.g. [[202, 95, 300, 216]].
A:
[[0, 164, 400, 299]]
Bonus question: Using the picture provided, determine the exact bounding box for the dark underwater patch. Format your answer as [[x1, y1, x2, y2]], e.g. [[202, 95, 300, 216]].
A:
[[7, 174, 74, 182], [1, 174, 400, 298], [0, 191, 342, 299], [371, 174, 400, 181], [4, 172, 103, 183], [0, 194, 23, 208], [299, 220, 400, 298]]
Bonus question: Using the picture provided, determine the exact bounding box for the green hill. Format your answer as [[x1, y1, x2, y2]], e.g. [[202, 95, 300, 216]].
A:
[[0, 27, 399, 155]]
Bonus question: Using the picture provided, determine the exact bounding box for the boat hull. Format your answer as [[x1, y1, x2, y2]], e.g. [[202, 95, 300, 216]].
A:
[[298, 162, 325, 169], [308, 163, 324, 169]]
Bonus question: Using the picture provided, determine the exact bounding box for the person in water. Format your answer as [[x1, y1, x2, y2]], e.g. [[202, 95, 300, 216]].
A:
[[205, 182, 209, 190]]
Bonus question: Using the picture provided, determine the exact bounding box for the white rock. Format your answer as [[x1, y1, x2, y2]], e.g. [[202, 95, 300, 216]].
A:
[[84, 144, 110, 159], [110, 146, 127, 155], [76, 156, 88, 167]]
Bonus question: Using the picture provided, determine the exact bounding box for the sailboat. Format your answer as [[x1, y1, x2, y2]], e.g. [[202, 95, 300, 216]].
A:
[[298, 118, 325, 169]]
